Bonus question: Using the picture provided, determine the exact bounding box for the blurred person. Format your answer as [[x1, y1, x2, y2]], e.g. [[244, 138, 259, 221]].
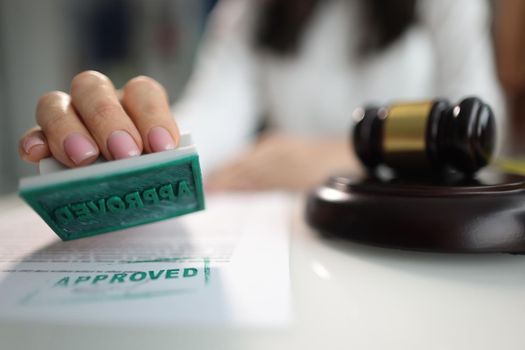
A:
[[18, 0, 504, 191]]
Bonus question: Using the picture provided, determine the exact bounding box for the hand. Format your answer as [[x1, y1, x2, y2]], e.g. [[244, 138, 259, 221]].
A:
[[206, 133, 362, 192], [18, 71, 179, 167]]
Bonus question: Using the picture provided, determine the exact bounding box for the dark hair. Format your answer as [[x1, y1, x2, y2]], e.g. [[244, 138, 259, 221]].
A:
[[256, 0, 417, 56]]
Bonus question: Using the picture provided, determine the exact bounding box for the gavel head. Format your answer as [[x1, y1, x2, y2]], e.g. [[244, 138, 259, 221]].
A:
[[352, 96, 496, 176]]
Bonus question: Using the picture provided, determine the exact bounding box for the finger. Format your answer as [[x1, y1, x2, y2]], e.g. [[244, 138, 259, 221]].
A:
[[18, 126, 51, 164], [70, 71, 143, 160], [122, 76, 179, 153], [36, 91, 100, 167]]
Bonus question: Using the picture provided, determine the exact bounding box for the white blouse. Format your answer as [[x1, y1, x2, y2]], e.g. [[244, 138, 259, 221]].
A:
[[173, 0, 505, 175]]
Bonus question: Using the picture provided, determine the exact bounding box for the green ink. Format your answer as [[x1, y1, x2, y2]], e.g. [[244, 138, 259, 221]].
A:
[[204, 257, 211, 285], [130, 271, 147, 281], [178, 180, 193, 198], [142, 188, 160, 204], [54, 277, 70, 287], [183, 268, 198, 277], [20, 154, 204, 241], [70, 202, 92, 220], [92, 274, 109, 284], [52, 181, 197, 224], [166, 269, 180, 279], [86, 198, 106, 214], [74, 276, 91, 284], [110, 273, 128, 283], [148, 270, 165, 280], [107, 196, 126, 213], [54, 206, 74, 225], [158, 184, 175, 201], [124, 191, 144, 209], [53, 267, 201, 291]]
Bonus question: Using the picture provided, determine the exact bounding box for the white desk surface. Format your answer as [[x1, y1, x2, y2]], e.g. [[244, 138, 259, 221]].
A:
[[1, 193, 524, 350]]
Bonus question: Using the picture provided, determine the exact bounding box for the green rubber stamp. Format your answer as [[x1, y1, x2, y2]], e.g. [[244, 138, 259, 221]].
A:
[[19, 133, 205, 241]]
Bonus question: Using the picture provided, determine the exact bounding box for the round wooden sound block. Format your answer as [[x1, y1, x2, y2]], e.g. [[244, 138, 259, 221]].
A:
[[306, 169, 525, 253]]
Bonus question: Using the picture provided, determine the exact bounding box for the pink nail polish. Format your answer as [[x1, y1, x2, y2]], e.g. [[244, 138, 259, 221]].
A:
[[148, 127, 176, 152], [23, 135, 45, 154], [64, 133, 98, 165], [107, 130, 140, 160]]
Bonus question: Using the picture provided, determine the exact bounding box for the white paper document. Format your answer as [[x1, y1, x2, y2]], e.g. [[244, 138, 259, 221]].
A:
[[0, 193, 292, 328]]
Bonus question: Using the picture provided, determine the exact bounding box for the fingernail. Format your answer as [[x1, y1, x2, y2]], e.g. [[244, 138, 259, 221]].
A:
[[23, 135, 45, 154], [64, 133, 98, 165], [107, 130, 140, 160], [148, 126, 176, 152]]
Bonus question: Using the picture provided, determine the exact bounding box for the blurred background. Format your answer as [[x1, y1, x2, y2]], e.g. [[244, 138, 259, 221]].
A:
[[0, 0, 524, 194]]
